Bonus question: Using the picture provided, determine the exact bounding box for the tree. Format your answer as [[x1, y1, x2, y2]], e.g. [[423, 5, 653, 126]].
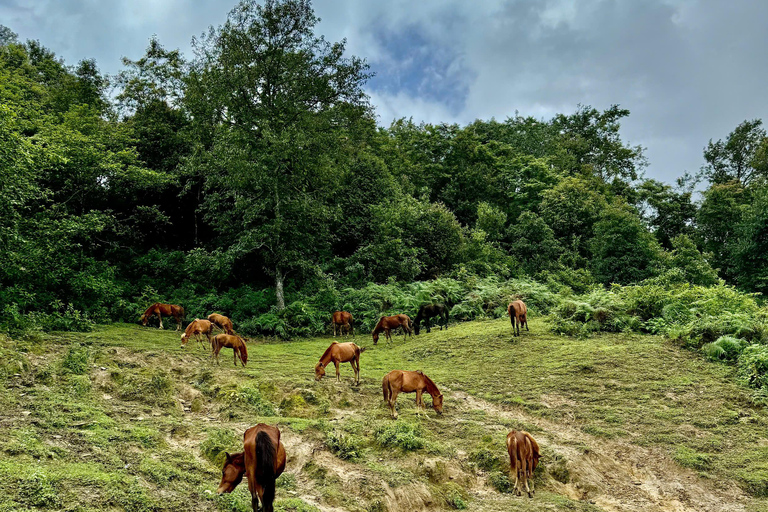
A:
[[506, 211, 563, 275], [590, 205, 662, 284], [186, 0, 372, 309], [702, 119, 767, 185], [696, 181, 749, 281], [637, 178, 696, 249], [734, 184, 768, 293], [668, 235, 719, 286]]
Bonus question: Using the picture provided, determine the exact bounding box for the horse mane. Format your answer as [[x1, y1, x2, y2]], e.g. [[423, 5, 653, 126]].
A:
[[373, 316, 385, 333], [142, 303, 158, 316], [318, 342, 338, 363], [238, 337, 248, 364], [420, 372, 441, 396]]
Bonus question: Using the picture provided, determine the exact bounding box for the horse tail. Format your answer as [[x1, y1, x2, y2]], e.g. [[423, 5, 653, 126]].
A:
[[255, 431, 276, 507], [382, 374, 390, 402]]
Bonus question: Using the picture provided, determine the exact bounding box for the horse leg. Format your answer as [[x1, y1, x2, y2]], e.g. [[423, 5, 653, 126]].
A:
[[333, 322, 337, 337], [352, 357, 360, 385], [158, 313, 163, 330], [335, 361, 340, 383], [525, 316, 529, 331], [389, 389, 399, 419], [426, 317, 431, 333]]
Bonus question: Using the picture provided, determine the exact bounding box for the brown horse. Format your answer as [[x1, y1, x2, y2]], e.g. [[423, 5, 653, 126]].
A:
[[211, 334, 248, 367], [414, 303, 449, 334], [508, 300, 529, 337], [331, 311, 354, 337], [217, 423, 287, 512], [208, 313, 235, 335], [181, 318, 214, 348], [140, 303, 185, 331], [382, 370, 443, 419], [507, 430, 540, 498], [314, 341, 365, 385], [372, 314, 413, 345]]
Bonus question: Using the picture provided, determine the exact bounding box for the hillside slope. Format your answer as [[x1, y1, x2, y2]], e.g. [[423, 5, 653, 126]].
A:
[[2, 319, 768, 511]]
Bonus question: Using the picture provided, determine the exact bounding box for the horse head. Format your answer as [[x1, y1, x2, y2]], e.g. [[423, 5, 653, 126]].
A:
[[433, 394, 444, 415], [180, 333, 190, 347], [314, 362, 326, 381], [217, 452, 245, 494], [372, 332, 379, 345], [140, 313, 149, 326]]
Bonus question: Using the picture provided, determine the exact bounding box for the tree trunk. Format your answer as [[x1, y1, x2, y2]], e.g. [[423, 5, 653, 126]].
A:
[[275, 268, 285, 310]]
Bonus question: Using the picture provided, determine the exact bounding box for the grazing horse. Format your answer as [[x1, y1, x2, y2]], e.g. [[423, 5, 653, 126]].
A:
[[211, 334, 248, 367], [140, 303, 185, 331], [508, 300, 529, 337], [314, 341, 365, 385], [414, 304, 449, 335], [382, 370, 443, 419], [507, 430, 540, 498], [331, 311, 354, 337], [208, 313, 235, 335], [181, 319, 214, 348], [217, 423, 287, 512], [372, 314, 413, 345]]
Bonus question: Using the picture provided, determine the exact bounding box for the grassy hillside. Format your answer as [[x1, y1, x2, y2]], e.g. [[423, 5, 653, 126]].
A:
[[2, 318, 768, 511]]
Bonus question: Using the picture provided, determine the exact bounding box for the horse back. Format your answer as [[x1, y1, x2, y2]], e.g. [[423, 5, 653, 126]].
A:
[[243, 424, 284, 477]]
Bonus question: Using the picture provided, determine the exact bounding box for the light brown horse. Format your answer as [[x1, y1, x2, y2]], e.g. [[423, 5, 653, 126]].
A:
[[217, 423, 287, 512], [140, 303, 185, 331], [331, 311, 354, 337], [181, 318, 214, 348], [382, 370, 443, 419], [314, 341, 365, 385], [508, 300, 529, 337], [211, 334, 248, 367], [372, 314, 413, 345], [208, 313, 235, 335], [507, 430, 540, 498]]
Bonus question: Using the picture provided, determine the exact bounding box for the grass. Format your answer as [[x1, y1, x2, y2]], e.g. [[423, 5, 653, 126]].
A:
[[1, 318, 768, 510]]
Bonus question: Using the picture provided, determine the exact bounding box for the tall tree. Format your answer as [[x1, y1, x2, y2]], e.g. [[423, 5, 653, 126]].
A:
[[186, 0, 371, 309], [701, 119, 766, 185]]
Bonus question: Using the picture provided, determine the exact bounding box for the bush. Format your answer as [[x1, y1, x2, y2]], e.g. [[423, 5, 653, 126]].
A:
[[61, 344, 90, 375], [738, 345, 768, 392], [374, 422, 425, 451], [325, 430, 362, 460], [702, 336, 747, 362], [200, 429, 240, 466], [221, 386, 276, 416]]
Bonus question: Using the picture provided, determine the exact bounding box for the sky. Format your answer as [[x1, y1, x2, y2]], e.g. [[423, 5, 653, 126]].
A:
[[2, 0, 767, 184]]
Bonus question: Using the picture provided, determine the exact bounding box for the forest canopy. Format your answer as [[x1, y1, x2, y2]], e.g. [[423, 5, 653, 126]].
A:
[[1, 0, 767, 335]]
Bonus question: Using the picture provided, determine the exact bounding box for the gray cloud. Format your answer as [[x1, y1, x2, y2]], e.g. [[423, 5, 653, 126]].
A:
[[2, 0, 767, 183]]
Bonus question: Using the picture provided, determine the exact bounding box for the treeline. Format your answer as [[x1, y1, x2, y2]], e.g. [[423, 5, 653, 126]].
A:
[[1, 0, 768, 334]]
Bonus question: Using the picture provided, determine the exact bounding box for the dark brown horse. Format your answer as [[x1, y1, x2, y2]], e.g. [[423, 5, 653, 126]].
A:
[[217, 423, 287, 512], [181, 318, 214, 348], [382, 370, 443, 419], [507, 430, 540, 497], [414, 304, 449, 335], [372, 314, 413, 345], [508, 300, 529, 337], [315, 341, 365, 385], [208, 313, 235, 335], [140, 303, 185, 331], [331, 311, 354, 337], [211, 334, 248, 367]]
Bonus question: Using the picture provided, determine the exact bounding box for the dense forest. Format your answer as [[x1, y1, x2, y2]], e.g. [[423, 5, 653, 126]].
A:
[[1, 0, 768, 338]]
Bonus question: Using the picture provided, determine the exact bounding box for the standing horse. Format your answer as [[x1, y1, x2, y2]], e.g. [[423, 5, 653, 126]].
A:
[[208, 313, 235, 335], [414, 304, 449, 335], [372, 314, 413, 345], [217, 423, 287, 512], [507, 430, 540, 498], [140, 303, 185, 331], [211, 334, 248, 367], [331, 311, 354, 337], [382, 370, 443, 419], [314, 341, 365, 385], [181, 319, 214, 348], [508, 300, 529, 337]]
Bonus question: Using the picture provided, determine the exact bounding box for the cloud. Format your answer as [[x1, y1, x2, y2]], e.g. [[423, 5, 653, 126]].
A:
[[3, 0, 768, 183]]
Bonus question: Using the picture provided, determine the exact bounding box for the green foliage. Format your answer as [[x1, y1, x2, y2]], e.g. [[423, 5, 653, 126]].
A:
[[673, 446, 712, 471], [220, 386, 276, 416], [200, 429, 240, 466], [738, 345, 768, 392], [373, 422, 425, 452], [61, 344, 90, 375], [702, 336, 747, 362], [325, 429, 363, 460]]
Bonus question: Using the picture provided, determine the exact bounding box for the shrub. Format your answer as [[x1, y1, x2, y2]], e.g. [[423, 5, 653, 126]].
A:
[[702, 336, 747, 362], [325, 430, 362, 460], [200, 429, 240, 466], [221, 386, 276, 416], [738, 345, 768, 392], [374, 422, 425, 451]]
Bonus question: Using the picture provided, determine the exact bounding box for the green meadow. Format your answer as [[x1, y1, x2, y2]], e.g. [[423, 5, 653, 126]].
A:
[[2, 319, 768, 511]]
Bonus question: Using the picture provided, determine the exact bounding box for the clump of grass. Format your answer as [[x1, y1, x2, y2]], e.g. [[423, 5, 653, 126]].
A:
[[468, 446, 504, 472], [117, 369, 174, 406], [325, 429, 362, 460], [433, 482, 468, 510], [702, 336, 747, 362], [67, 374, 91, 396], [221, 386, 276, 416], [139, 457, 185, 485], [488, 471, 513, 493], [18, 471, 60, 508], [673, 446, 712, 471], [61, 344, 90, 375], [374, 422, 425, 451], [200, 429, 240, 466]]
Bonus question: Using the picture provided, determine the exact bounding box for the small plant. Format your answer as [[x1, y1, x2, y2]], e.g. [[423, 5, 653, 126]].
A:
[[702, 336, 747, 362], [200, 429, 240, 466], [325, 430, 362, 460], [61, 344, 90, 375], [221, 386, 276, 416], [374, 422, 425, 451]]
